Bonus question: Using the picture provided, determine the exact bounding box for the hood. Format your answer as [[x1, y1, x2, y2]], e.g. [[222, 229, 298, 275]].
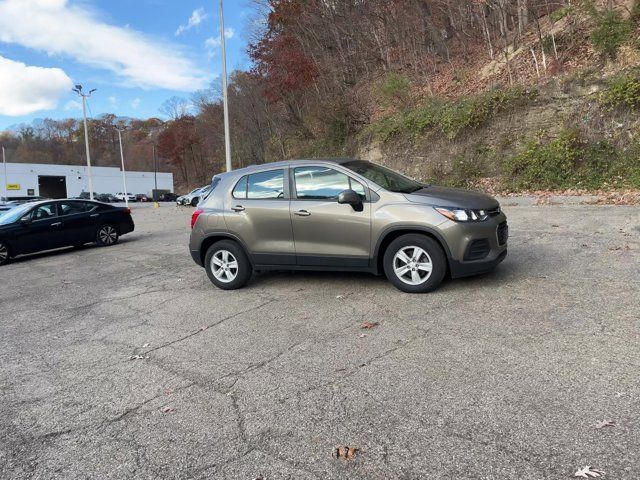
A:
[[404, 186, 499, 210]]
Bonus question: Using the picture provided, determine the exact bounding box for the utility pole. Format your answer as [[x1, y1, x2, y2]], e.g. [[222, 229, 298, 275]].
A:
[[73, 85, 97, 200], [115, 126, 129, 208], [2, 146, 7, 202], [152, 144, 159, 207], [219, 0, 232, 172]]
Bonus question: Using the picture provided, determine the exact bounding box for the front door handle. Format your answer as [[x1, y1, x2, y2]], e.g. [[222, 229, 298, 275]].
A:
[[294, 210, 311, 217], [90, 213, 99, 218], [231, 205, 245, 212], [51, 222, 62, 227]]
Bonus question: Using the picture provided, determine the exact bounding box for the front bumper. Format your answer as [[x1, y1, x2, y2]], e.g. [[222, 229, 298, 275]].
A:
[[438, 213, 508, 279]]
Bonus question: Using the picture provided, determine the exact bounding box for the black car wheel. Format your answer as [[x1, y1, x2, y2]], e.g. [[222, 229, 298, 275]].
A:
[[383, 234, 447, 293], [0, 240, 10, 266], [204, 240, 252, 290], [191, 197, 200, 207], [96, 224, 119, 247]]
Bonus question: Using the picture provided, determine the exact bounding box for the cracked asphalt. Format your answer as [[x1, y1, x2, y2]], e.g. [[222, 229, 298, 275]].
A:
[[1, 202, 639, 479]]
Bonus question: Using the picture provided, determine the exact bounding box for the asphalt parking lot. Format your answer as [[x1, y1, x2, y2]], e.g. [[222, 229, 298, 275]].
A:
[[1, 202, 639, 479]]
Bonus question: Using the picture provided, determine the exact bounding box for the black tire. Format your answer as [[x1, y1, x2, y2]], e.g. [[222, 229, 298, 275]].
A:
[[96, 224, 119, 247], [204, 240, 252, 290], [0, 240, 11, 266], [383, 234, 447, 293], [191, 197, 200, 207]]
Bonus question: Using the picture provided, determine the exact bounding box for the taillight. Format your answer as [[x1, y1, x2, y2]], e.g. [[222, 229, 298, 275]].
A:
[[124, 208, 131, 215], [191, 208, 204, 229]]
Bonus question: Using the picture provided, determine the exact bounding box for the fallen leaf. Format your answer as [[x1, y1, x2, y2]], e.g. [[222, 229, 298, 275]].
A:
[[161, 406, 176, 414], [200, 325, 208, 331], [595, 420, 615, 429], [361, 322, 379, 329], [358, 334, 369, 339], [142, 343, 150, 348], [334, 446, 359, 460], [129, 355, 149, 360], [164, 389, 174, 395], [552, 224, 560, 228], [336, 295, 344, 299], [574, 466, 605, 478]]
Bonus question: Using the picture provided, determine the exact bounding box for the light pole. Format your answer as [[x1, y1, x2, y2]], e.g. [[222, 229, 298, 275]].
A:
[[73, 85, 97, 200], [152, 144, 159, 207], [218, 0, 232, 172], [2, 146, 7, 202], [115, 126, 129, 208]]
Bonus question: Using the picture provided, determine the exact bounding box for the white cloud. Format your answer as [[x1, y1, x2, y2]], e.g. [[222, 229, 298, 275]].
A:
[[205, 28, 235, 56], [131, 98, 141, 109], [0, 0, 207, 91], [63, 99, 82, 111], [176, 8, 207, 36], [0, 55, 72, 116], [108, 95, 117, 106]]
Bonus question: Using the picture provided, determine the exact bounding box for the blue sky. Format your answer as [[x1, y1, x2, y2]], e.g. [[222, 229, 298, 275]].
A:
[[0, 0, 255, 130]]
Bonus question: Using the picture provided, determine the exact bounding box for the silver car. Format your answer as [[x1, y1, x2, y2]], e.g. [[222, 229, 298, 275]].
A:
[[189, 159, 508, 293]]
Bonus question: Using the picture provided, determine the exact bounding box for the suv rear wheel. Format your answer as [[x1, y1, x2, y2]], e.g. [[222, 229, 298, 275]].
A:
[[205, 240, 252, 290], [383, 234, 446, 293]]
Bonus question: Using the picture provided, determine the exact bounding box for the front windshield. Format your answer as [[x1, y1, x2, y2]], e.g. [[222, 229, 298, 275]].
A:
[[0, 204, 32, 225], [342, 160, 423, 194]]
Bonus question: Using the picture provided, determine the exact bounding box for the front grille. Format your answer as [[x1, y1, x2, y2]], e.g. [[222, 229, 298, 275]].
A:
[[464, 239, 491, 261], [497, 222, 509, 246]]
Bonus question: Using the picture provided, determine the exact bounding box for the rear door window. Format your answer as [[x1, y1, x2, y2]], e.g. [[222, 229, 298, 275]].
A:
[[233, 176, 248, 199], [247, 170, 285, 199]]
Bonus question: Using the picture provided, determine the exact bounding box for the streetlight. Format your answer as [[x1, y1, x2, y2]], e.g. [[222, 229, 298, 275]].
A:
[[114, 125, 129, 208], [218, 0, 232, 172], [72, 84, 97, 200], [2, 146, 7, 202]]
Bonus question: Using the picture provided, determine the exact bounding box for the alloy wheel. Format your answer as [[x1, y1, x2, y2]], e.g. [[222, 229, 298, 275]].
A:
[[392, 246, 433, 286], [211, 250, 239, 283], [99, 226, 118, 245]]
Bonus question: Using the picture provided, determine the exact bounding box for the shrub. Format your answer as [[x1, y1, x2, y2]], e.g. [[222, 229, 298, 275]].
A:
[[378, 73, 411, 103], [590, 9, 633, 59], [599, 72, 640, 110], [550, 6, 573, 23]]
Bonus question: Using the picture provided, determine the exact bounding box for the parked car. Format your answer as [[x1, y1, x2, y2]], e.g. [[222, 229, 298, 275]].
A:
[[136, 194, 151, 202], [96, 193, 117, 203], [77, 192, 99, 200], [0, 199, 135, 266], [182, 185, 212, 207], [115, 192, 137, 202], [189, 159, 508, 293], [159, 192, 178, 202], [3, 196, 48, 204]]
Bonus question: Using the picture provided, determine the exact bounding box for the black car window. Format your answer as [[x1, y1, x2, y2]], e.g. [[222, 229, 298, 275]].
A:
[[59, 201, 88, 216], [295, 167, 350, 200], [247, 169, 285, 200], [232, 176, 248, 199], [31, 204, 57, 221]]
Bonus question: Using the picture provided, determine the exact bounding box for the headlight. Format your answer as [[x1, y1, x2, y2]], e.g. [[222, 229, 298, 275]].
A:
[[435, 206, 489, 222]]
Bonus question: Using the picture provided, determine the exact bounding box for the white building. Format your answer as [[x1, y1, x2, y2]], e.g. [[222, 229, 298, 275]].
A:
[[1, 162, 173, 199]]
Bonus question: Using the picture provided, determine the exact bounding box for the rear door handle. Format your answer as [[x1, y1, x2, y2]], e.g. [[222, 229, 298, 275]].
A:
[[294, 210, 311, 217], [90, 214, 99, 218], [51, 222, 62, 227], [231, 205, 245, 212]]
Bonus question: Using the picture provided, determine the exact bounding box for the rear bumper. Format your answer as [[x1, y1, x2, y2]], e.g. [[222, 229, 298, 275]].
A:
[[450, 249, 507, 279], [190, 249, 203, 267], [119, 219, 135, 236]]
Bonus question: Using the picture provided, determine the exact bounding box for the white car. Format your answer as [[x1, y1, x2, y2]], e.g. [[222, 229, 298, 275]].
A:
[[115, 192, 137, 202]]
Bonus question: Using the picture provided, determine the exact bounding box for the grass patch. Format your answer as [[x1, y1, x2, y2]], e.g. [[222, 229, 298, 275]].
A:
[[502, 130, 640, 190], [370, 87, 537, 142], [599, 70, 640, 110]]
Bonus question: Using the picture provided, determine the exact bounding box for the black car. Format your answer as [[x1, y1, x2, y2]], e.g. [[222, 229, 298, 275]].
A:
[[0, 199, 135, 266], [96, 193, 117, 203], [158, 192, 178, 202]]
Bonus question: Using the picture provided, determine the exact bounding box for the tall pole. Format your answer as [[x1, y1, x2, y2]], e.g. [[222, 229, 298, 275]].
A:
[[74, 85, 97, 200], [116, 128, 129, 208], [219, 0, 232, 172], [2, 146, 7, 202], [152, 145, 158, 206]]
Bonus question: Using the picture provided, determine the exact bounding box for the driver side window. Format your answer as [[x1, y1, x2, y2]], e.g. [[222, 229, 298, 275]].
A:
[[29, 204, 58, 221]]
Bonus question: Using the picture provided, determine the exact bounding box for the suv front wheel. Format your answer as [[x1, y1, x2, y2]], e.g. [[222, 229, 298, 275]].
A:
[[383, 234, 446, 293], [204, 240, 252, 290]]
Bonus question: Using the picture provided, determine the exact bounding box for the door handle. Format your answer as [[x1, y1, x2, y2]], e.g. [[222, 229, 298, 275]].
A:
[[51, 222, 62, 227], [90, 214, 99, 218], [294, 210, 311, 217], [231, 205, 245, 212]]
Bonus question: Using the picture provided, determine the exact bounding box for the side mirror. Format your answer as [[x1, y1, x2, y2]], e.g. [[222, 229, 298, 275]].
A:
[[338, 189, 364, 212]]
